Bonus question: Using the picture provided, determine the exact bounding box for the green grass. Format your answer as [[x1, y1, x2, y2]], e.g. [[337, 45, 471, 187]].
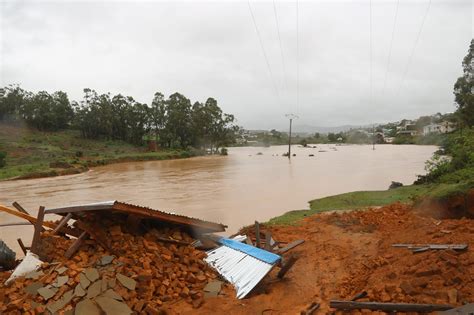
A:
[[266, 185, 432, 226], [0, 124, 197, 180]]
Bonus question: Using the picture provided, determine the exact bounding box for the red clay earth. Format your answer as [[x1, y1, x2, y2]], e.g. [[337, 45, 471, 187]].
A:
[[173, 202, 473, 314], [0, 202, 472, 314]]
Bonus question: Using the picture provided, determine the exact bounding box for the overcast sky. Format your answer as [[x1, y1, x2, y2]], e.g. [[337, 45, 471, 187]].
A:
[[0, 0, 472, 130]]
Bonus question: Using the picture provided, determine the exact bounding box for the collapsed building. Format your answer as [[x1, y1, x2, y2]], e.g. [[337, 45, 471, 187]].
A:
[[0, 201, 301, 314]]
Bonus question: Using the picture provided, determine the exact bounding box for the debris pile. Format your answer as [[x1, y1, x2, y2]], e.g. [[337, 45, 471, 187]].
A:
[[0, 201, 227, 314]]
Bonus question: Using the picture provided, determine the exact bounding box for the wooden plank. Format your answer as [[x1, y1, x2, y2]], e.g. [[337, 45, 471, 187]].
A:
[[30, 206, 45, 255], [302, 302, 320, 315], [17, 238, 28, 255], [265, 231, 272, 251], [0, 205, 81, 237], [277, 255, 298, 279], [12, 202, 30, 215], [329, 301, 453, 312], [438, 303, 474, 314], [0, 204, 55, 228], [276, 239, 305, 254], [255, 221, 261, 248], [156, 237, 191, 246], [52, 213, 72, 234], [392, 244, 468, 251], [64, 231, 88, 259], [0, 222, 32, 227]]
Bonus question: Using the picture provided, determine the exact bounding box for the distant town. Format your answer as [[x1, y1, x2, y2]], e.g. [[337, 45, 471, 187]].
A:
[[236, 112, 458, 146]]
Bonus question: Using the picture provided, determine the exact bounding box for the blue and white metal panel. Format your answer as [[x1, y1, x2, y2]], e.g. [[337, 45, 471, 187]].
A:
[[205, 238, 281, 299]]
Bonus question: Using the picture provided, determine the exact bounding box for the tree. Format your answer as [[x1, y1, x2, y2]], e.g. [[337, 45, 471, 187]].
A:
[[149, 92, 167, 143], [20, 90, 73, 131], [0, 85, 27, 121], [454, 39, 474, 127], [165, 93, 193, 148]]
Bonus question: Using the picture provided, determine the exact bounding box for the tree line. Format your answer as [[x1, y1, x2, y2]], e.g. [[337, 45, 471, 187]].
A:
[[0, 86, 239, 151]]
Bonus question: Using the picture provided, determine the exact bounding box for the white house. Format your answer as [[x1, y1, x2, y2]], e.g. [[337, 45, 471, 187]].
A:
[[423, 122, 456, 135]]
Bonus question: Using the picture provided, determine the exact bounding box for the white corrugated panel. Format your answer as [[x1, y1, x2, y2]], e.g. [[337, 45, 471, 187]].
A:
[[205, 246, 274, 299]]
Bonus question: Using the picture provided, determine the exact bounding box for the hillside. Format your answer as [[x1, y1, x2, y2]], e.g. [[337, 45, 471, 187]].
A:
[[0, 123, 194, 180]]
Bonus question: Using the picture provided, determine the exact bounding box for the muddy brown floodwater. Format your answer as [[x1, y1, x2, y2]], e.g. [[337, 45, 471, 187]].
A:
[[0, 144, 436, 254]]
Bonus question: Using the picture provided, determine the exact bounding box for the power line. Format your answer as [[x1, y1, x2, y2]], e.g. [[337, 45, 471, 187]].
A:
[[396, 0, 432, 96], [272, 0, 287, 98], [369, 0, 372, 109], [296, 0, 299, 114], [381, 0, 400, 96], [247, 0, 281, 100]]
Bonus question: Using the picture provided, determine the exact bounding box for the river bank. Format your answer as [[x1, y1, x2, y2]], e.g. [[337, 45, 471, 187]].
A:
[[0, 124, 200, 181]]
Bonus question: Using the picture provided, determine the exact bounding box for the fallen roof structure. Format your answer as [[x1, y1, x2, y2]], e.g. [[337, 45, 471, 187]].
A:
[[44, 200, 227, 233], [205, 238, 281, 299]]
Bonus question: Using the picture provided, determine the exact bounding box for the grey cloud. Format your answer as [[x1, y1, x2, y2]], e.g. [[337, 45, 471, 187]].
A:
[[0, 0, 472, 130]]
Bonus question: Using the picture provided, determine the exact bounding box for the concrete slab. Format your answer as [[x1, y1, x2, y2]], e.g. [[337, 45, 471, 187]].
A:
[[75, 299, 101, 315], [84, 268, 99, 282], [87, 280, 102, 299], [95, 296, 132, 315], [116, 273, 136, 290]]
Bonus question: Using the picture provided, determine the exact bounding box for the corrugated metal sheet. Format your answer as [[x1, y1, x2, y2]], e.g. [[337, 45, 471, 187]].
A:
[[44, 200, 226, 233], [205, 238, 281, 299]]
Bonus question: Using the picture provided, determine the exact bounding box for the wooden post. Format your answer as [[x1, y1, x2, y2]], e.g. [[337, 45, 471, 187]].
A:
[[265, 231, 272, 251], [255, 221, 261, 248], [30, 206, 45, 255], [52, 213, 72, 234], [65, 231, 88, 259], [12, 202, 30, 215], [17, 238, 28, 255], [277, 255, 298, 279]]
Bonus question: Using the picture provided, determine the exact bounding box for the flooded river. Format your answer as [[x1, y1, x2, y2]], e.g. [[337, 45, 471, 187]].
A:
[[0, 144, 436, 252]]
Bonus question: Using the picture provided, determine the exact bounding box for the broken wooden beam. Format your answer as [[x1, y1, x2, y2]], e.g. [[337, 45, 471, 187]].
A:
[[277, 239, 305, 254], [0, 222, 32, 227], [255, 221, 261, 248], [52, 213, 72, 235], [30, 206, 45, 255], [329, 301, 453, 312], [64, 231, 88, 259], [392, 244, 468, 252], [17, 238, 28, 256], [302, 302, 320, 315], [0, 204, 56, 229], [12, 201, 30, 215], [156, 237, 191, 246], [277, 255, 298, 279]]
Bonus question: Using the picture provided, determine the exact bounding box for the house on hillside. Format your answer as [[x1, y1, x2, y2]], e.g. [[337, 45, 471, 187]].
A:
[[396, 120, 418, 136], [423, 121, 456, 135]]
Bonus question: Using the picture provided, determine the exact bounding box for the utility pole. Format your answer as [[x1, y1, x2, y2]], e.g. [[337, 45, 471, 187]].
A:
[[372, 125, 376, 150], [285, 114, 299, 159]]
